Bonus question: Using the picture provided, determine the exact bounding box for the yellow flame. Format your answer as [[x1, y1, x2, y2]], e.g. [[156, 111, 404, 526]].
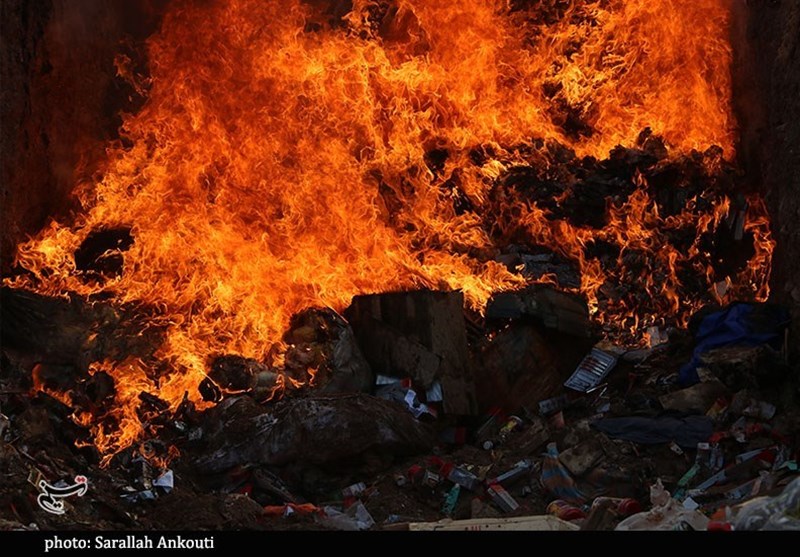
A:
[[7, 0, 772, 461]]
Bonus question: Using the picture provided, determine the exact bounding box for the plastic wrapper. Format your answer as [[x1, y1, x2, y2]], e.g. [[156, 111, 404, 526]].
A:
[[732, 476, 800, 531], [317, 501, 375, 531]]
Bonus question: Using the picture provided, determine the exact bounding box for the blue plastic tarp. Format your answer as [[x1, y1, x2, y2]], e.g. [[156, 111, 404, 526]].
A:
[[678, 303, 790, 386]]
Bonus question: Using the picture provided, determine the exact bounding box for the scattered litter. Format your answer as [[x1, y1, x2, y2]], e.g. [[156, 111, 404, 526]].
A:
[[375, 381, 437, 419], [615, 479, 709, 531], [489, 459, 533, 487], [729, 391, 776, 421], [120, 487, 157, 503], [341, 482, 367, 498], [441, 485, 460, 516], [564, 347, 618, 393], [682, 497, 699, 511], [483, 415, 523, 450], [736, 447, 771, 464], [426, 381, 443, 402], [263, 503, 319, 517], [669, 441, 684, 455], [646, 326, 669, 348], [486, 483, 520, 513], [725, 478, 760, 502], [474, 408, 505, 448], [422, 470, 442, 488], [0, 279, 794, 533], [590, 497, 641, 517], [540, 443, 585, 504], [731, 475, 800, 531], [0, 412, 9, 439], [447, 465, 482, 491], [546, 499, 586, 521], [538, 395, 569, 416], [558, 440, 604, 477], [153, 469, 174, 493], [404, 515, 579, 531], [317, 501, 375, 531]]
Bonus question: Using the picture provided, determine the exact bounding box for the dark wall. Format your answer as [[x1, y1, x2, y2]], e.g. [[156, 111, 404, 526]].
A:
[[2, 0, 57, 271], [733, 0, 800, 363], [0, 0, 165, 272]]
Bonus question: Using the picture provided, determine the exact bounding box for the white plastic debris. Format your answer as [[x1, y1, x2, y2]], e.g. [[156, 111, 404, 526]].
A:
[[154, 469, 174, 492], [731, 476, 800, 530], [426, 381, 443, 402], [0, 412, 10, 439], [317, 501, 375, 531], [375, 382, 436, 419], [615, 478, 709, 531], [646, 326, 669, 348], [682, 497, 700, 511]]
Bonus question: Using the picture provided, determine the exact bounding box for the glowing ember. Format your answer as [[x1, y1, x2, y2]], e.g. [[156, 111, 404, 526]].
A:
[[5, 0, 774, 461]]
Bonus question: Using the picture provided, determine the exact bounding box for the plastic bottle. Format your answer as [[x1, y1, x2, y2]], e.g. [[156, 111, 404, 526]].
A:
[[483, 415, 523, 450], [546, 499, 586, 521], [590, 496, 642, 517]]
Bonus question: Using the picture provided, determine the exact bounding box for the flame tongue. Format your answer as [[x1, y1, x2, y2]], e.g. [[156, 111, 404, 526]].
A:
[[6, 0, 773, 461]]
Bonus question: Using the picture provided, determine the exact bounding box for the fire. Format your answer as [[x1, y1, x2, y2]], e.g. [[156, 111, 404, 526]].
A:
[[6, 0, 773, 460]]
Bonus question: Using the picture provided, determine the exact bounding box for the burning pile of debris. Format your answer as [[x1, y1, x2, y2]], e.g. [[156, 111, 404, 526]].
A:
[[2, 275, 797, 531], [0, 0, 795, 534]]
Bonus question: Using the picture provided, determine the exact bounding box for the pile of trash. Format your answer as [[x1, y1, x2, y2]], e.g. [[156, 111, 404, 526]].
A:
[[0, 298, 798, 532]]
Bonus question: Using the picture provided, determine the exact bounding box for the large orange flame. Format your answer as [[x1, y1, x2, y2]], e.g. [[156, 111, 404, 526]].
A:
[[6, 0, 773, 460]]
